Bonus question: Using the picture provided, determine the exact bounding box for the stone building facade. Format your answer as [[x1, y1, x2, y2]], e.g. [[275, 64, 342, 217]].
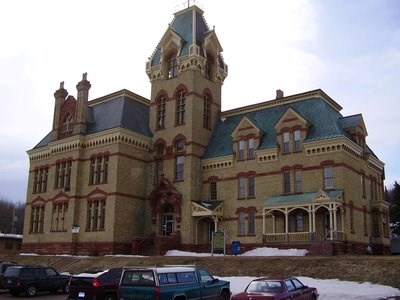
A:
[[22, 5, 389, 255]]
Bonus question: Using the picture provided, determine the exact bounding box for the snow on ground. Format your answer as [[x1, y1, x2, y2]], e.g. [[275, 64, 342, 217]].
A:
[[166, 247, 400, 300]]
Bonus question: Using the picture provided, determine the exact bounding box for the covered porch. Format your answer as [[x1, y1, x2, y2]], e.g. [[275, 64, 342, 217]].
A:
[[262, 189, 345, 243], [191, 201, 224, 244]]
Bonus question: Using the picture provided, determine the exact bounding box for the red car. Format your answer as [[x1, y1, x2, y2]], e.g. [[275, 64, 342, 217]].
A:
[[232, 277, 319, 300]]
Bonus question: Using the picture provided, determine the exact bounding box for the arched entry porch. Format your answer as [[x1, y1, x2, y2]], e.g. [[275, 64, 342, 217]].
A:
[[191, 201, 224, 244], [262, 189, 344, 243]]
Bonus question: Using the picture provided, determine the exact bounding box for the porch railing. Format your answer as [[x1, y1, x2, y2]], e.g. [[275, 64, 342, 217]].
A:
[[263, 231, 344, 243]]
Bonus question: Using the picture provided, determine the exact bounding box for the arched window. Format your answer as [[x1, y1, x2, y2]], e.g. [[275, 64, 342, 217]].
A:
[[156, 95, 167, 129], [203, 94, 211, 129], [176, 90, 185, 125], [168, 53, 178, 78], [61, 113, 73, 133]]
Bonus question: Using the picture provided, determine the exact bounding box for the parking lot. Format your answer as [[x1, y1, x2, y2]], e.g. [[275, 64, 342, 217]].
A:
[[0, 290, 66, 300]]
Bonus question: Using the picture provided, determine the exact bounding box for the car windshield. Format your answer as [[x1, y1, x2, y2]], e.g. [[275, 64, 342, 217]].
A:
[[247, 280, 283, 293]]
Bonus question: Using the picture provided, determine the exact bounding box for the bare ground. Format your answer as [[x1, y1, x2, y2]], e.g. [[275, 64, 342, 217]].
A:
[[1, 254, 399, 289]]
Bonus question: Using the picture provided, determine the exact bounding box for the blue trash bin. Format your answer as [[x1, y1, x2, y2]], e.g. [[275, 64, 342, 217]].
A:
[[231, 241, 241, 255]]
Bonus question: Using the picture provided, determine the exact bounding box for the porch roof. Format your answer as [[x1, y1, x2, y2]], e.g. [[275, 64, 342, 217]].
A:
[[264, 189, 343, 206]]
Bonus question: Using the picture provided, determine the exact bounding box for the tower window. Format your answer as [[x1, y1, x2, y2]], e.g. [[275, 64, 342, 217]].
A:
[[205, 54, 213, 80], [176, 90, 185, 125], [175, 155, 184, 181], [203, 94, 211, 129], [168, 53, 178, 78], [156, 95, 167, 129], [323, 165, 334, 189]]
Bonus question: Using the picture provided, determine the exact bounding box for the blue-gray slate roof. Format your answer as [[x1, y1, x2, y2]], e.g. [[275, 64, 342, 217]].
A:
[[33, 95, 151, 149], [150, 7, 224, 69], [264, 190, 344, 206], [203, 97, 355, 159]]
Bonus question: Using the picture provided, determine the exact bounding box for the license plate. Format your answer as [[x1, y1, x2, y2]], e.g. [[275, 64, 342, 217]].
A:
[[78, 292, 85, 297]]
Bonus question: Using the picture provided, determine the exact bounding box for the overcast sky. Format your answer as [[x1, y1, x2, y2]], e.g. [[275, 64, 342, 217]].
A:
[[0, 0, 399, 203]]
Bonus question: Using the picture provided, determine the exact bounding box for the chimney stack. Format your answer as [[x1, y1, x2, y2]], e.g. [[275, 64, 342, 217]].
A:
[[52, 81, 68, 141], [276, 89, 284, 99], [74, 73, 91, 135]]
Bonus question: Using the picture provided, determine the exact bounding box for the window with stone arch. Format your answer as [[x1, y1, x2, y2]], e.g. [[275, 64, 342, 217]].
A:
[[176, 89, 185, 125], [156, 94, 167, 129], [61, 113, 73, 133], [203, 93, 211, 129]]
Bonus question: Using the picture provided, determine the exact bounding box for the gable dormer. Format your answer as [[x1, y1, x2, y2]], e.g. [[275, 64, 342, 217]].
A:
[[275, 107, 310, 154], [340, 114, 368, 149], [231, 116, 262, 161]]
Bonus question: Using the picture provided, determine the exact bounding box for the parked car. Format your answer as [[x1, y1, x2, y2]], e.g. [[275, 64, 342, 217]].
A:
[[231, 277, 319, 300], [67, 268, 123, 300], [2, 265, 71, 296], [0, 261, 19, 289], [118, 265, 231, 300]]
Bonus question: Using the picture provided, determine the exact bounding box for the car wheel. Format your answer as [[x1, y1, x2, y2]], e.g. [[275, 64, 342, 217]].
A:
[[218, 290, 230, 300], [104, 294, 117, 300], [25, 285, 37, 297]]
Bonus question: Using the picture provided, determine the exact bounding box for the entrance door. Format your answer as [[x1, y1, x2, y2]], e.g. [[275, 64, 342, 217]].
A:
[[162, 215, 173, 236]]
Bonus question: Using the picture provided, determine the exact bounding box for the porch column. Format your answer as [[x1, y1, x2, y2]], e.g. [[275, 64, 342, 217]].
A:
[[332, 208, 338, 240], [262, 209, 266, 235], [213, 216, 219, 232], [285, 209, 289, 242], [329, 205, 334, 240], [272, 215, 276, 234]]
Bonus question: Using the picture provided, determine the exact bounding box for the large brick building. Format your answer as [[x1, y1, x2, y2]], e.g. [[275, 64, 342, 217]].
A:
[[23, 4, 389, 255]]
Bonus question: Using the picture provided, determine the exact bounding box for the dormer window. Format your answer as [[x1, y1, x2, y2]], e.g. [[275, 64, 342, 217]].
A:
[[168, 53, 178, 78], [205, 54, 213, 80], [61, 113, 73, 133], [294, 130, 301, 151], [283, 132, 290, 153]]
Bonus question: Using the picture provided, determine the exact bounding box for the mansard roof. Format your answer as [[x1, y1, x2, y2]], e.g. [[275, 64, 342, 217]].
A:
[[149, 5, 225, 68], [33, 90, 151, 149], [202, 89, 367, 159]]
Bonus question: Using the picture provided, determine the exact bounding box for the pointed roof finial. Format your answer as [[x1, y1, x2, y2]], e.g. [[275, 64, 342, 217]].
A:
[[60, 81, 64, 89], [82, 72, 87, 81]]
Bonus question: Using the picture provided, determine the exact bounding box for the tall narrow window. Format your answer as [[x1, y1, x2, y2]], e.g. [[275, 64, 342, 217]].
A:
[[176, 90, 185, 125], [283, 132, 290, 153], [248, 138, 255, 159], [323, 165, 334, 189], [30, 205, 45, 233], [55, 159, 72, 190], [372, 210, 380, 237], [210, 181, 217, 200], [238, 212, 246, 235], [238, 140, 245, 160], [175, 155, 184, 181], [175, 139, 185, 152], [203, 94, 211, 129], [363, 206, 368, 236], [283, 171, 291, 193], [154, 160, 164, 184], [248, 211, 256, 235], [238, 177, 246, 199], [248, 176, 255, 198], [350, 202, 355, 233], [361, 174, 366, 197], [296, 214, 304, 232], [61, 113, 73, 133], [89, 154, 109, 185], [51, 202, 68, 232], [168, 53, 178, 78], [294, 130, 301, 151], [86, 199, 106, 231], [33, 166, 48, 194], [205, 54, 213, 80], [294, 170, 302, 193], [156, 95, 167, 129]]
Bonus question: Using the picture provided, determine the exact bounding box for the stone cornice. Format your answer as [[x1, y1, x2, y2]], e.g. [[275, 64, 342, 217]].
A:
[[221, 89, 342, 117], [304, 136, 364, 160], [202, 155, 234, 171], [367, 154, 385, 172], [28, 128, 151, 162]]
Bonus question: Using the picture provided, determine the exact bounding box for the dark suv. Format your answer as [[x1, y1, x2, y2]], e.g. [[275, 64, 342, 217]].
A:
[[2, 265, 70, 296], [0, 261, 19, 288], [67, 268, 122, 300]]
